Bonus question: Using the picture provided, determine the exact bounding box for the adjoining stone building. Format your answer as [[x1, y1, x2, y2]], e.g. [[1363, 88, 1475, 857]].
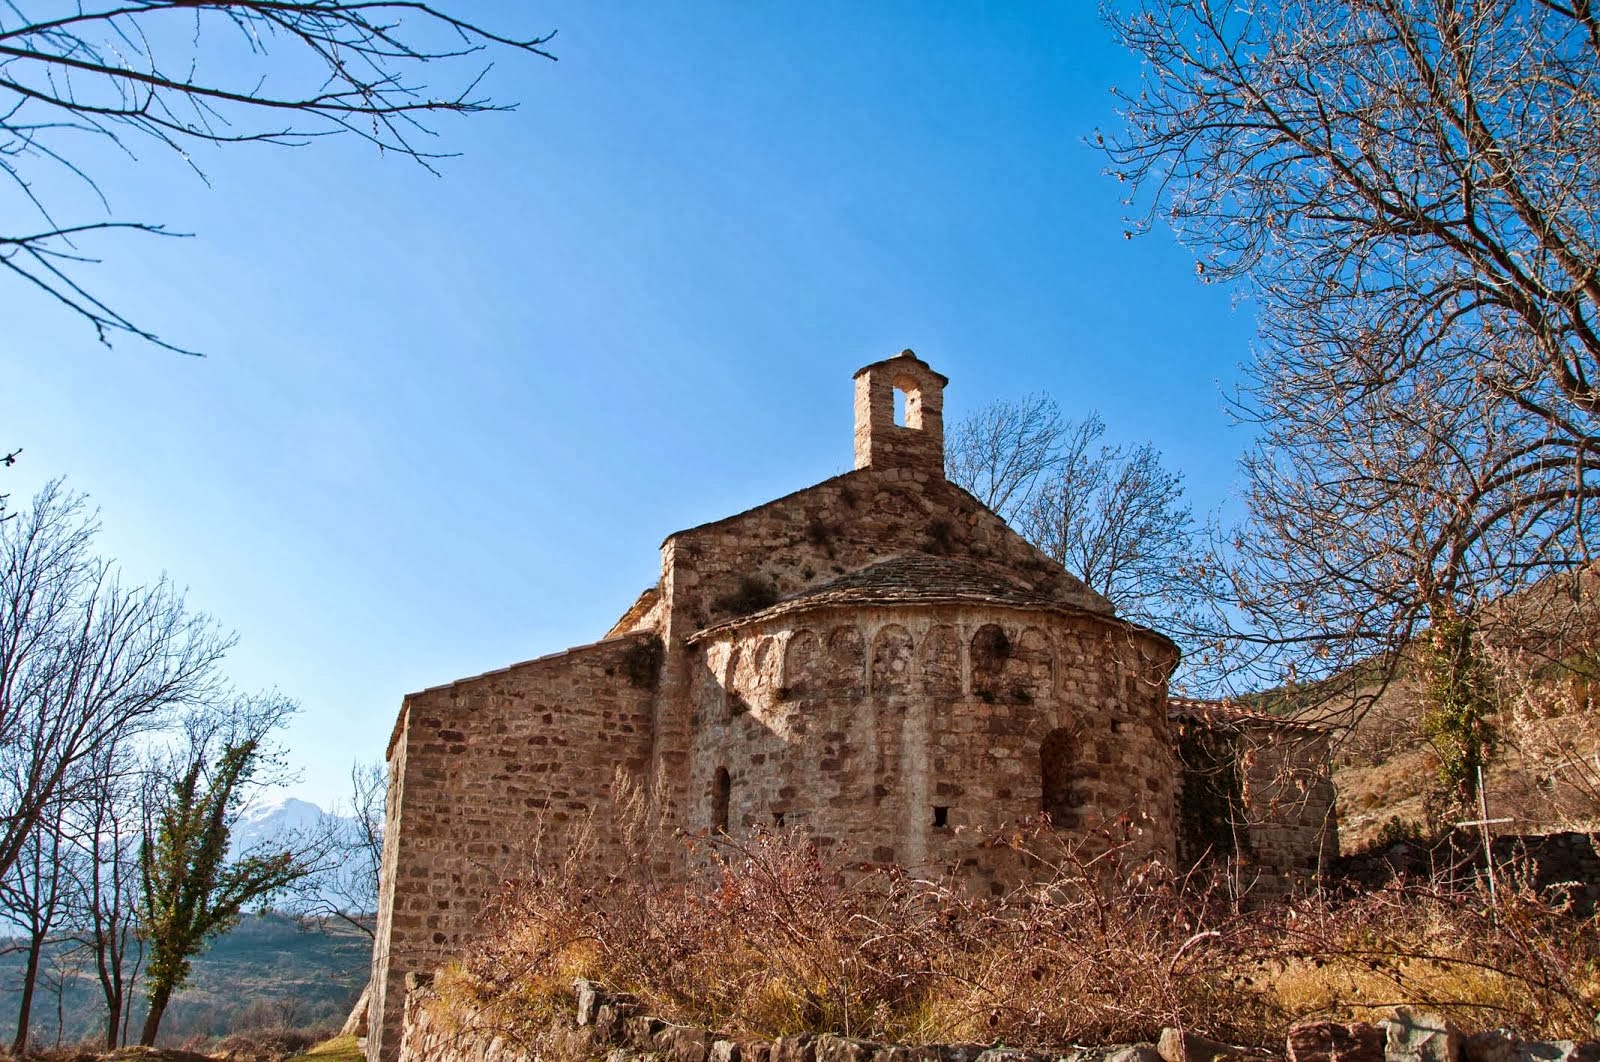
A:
[[366, 351, 1337, 1062]]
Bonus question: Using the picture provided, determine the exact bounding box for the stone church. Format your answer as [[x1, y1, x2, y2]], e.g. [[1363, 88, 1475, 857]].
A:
[[366, 351, 1336, 1062]]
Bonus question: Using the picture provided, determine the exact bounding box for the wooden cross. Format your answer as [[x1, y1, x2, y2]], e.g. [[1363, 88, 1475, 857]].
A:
[[1453, 767, 1512, 922]]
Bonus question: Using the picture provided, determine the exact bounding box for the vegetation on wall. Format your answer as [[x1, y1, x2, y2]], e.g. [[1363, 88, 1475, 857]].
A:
[[1174, 725, 1249, 866], [711, 576, 781, 620], [1419, 613, 1499, 814]]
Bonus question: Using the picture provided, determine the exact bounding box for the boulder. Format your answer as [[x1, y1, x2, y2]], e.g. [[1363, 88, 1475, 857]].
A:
[[576, 979, 606, 1026], [1385, 1008, 1462, 1062], [1286, 1021, 1384, 1062], [774, 1035, 819, 1062], [814, 1034, 878, 1062], [1159, 1028, 1251, 1062], [655, 1024, 714, 1062], [625, 1014, 667, 1050]]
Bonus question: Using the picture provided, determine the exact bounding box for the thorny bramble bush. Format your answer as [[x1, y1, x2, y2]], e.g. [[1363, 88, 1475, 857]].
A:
[[442, 827, 1599, 1052]]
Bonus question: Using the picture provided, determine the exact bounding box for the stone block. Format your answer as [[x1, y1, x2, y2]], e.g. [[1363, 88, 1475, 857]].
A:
[[594, 1003, 626, 1043], [1463, 1032, 1515, 1062], [656, 1024, 713, 1062], [1385, 1009, 1461, 1062], [1093, 1046, 1163, 1062], [1465, 1035, 1600, 1062], [1288, 1022, 1384, 1062], [815, 1034, 878, 1062], [711, 1039, 742, 1062], [576, 979, 606, 1026], [1159, 1028, 1249, 1062], [774, 1035, 819, 1062], [626, 1014, 668, 1050], [974, 1049, 1045, 1062]]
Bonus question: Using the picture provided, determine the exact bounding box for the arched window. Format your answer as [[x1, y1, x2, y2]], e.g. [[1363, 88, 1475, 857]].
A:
[[893, 375, 925, 429], [712, 767, 731, 833], [1040, 728, 1074, 824]]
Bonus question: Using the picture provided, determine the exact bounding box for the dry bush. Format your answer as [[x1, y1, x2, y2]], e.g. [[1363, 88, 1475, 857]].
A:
[[443, 828, 1599, 1051], [208, 1025, 335, 1061], [1258, 882, 1599, 1036]]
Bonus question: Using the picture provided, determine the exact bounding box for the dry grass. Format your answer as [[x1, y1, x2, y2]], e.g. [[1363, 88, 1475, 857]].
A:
[[286, 1036, 362, 1061], [440, 829, 1600, 1051]]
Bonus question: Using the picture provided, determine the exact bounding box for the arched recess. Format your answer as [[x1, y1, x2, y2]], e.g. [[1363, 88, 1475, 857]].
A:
[[871, 624, 913, 697], [752, 637, 776, 690], [1040, 728, 1076, 826], [783, 629, 821, 696], [1012, 626, 1053, 703], [724, 646, 748, 717], [918, 625, 961, 699], [971, 623, 1010, 701], [823, 625, 866, 695]]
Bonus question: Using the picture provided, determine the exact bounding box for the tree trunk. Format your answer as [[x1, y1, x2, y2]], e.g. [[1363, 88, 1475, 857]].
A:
[[11, 933, 44, 1056], [139, 983, 173, 1047], [102, 987, 122, 1050]]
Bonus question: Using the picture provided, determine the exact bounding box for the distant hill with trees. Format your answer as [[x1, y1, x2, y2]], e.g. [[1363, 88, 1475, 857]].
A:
[[0, 913, 368, 1050]]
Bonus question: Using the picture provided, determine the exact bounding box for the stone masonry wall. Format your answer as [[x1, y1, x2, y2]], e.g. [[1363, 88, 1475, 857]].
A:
[[647, 465, 1116, 863], [686, 604, 1178, 894], [1174, 719, 1337, 902], [1236, 723, 1338, 900], [399, 977, 1600, 1062], [367, 631, 660, 1062]]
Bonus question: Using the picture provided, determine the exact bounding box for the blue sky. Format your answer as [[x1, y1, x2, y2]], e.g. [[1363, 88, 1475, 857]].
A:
[[3, 2, 1257, 811]]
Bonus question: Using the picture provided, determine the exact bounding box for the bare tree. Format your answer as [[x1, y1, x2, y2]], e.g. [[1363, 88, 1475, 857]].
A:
[[946, 394, 1069, 520], [307, 759, 386, 939], [1102, 0, 1600, 706], [1020, 414, 1205, 632], [947, 399, 1209, 651], [70, 738, 150, 1048], [0, 789, 71, 1054], [1, 2, 555, 352], [0, 481, 230, 889]]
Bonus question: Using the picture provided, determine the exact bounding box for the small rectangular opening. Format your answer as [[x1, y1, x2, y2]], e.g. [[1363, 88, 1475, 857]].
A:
[[771, 810, 786, 827], [932, 806, 949, 828]]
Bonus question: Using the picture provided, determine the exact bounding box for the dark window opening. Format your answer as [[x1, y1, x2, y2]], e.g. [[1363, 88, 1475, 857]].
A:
[[1040, 728, 1073, 824], [772, 810, 786, 827], [932, 806, 949, 828], [712, 767, 731, 833]]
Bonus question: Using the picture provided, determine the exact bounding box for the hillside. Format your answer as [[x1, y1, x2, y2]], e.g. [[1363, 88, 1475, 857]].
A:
[[0, 913, 370, 1049], [1323, 568, 1600, 851]]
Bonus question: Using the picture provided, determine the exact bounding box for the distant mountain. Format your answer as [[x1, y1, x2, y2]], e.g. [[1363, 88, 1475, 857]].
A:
[[231, 796, 355, 858]]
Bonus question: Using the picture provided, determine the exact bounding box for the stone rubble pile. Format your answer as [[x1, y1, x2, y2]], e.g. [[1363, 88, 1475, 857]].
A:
[[395, 976, 1598, 1062]]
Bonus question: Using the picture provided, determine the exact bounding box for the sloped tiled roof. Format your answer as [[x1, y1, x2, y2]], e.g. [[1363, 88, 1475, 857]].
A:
[[1167, 696, 1331, 733], [694, 552, 1125, 639]]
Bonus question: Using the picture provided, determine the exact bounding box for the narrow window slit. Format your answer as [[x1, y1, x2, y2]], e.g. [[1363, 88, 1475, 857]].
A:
[[712, 767, 731, 833]]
